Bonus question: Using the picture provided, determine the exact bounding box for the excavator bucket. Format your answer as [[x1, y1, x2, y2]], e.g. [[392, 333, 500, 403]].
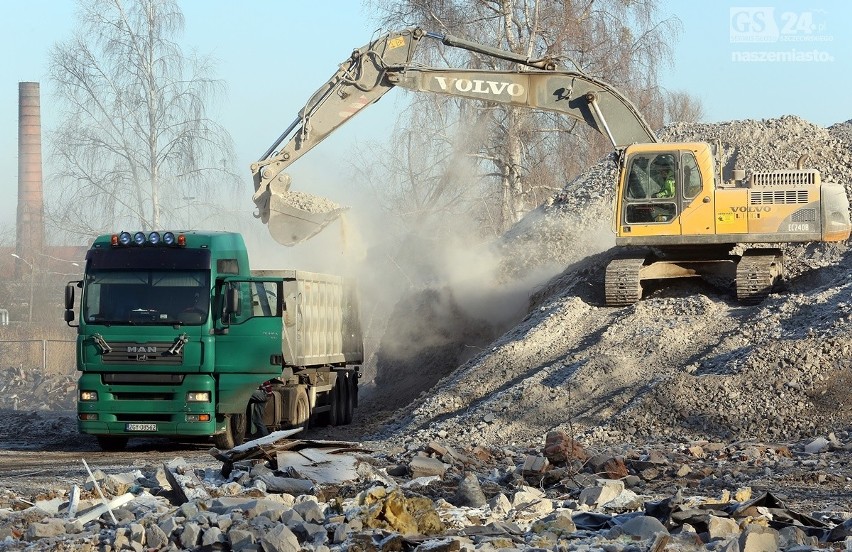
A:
[[267, 195, 347, 246], [262, 173, 348, 246]]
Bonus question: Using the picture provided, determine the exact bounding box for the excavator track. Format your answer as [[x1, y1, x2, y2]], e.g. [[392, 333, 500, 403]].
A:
[[605, 256, 645, 306], [735, 249, 784, 304]]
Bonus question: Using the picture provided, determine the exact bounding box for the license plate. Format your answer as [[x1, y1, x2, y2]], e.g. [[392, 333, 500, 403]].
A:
[[125, 423, 157, 432]]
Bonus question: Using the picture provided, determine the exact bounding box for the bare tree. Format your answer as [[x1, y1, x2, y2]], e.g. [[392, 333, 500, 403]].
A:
[[664, 90, 705, 124], [48, 0, 238, 238], [362, 0, 700, 236]]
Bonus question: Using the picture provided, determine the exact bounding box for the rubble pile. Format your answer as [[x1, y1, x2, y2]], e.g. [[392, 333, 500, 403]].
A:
[[0, 367, 76, 412], [4, 433, 852, 551]]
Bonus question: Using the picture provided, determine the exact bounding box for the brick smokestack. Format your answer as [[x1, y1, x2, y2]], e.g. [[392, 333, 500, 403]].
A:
[[17, 81, 45, 266]]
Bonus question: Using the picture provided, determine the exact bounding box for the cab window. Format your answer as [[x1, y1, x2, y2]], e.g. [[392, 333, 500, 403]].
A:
[[218, 280, 281, 324], [624, 152, 678, 224], [682, 152, 702, 199]]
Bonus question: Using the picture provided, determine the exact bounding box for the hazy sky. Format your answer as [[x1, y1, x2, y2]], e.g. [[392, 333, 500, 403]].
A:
[[1, 0, 848, 254]]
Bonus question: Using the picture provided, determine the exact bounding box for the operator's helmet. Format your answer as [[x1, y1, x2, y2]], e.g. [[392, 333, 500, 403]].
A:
[[652, 154, 675, 176]]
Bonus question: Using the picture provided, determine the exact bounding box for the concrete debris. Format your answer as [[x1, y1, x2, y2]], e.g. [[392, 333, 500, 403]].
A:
[[0, 368, 76, 411], [3, 434, 852, 550]]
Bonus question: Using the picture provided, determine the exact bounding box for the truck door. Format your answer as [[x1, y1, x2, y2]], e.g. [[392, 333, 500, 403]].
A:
[[214, 279, 283, 375]]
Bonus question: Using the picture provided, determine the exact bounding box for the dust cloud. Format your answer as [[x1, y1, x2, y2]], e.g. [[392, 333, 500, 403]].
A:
[[237, 160, 617, 416]]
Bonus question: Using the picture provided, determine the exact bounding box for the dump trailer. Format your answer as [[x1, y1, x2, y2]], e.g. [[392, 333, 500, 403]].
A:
[[65, 230, 363, 451]]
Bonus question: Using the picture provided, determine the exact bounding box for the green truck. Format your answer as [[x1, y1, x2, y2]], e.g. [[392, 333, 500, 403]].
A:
[[64, 230, 363, 451]]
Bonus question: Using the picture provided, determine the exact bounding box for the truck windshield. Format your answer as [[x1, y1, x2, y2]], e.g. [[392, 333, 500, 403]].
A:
[[83, 269, 210, 326]]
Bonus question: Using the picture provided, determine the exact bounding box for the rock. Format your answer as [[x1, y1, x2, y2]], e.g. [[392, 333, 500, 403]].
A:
[[202, 526, 226, 546], [261, 524, 300, 552], [521, 455, 549, 474], [228, 528, 255, 550], [158, 516, 181, 537], [804, 437, 830, 454], [738, 524, 780, 552], [145, 524, 169, 549], [588, 454, 629, 479], [25, 519, 66, 540], [410, 456, 449, 479], [291, 521, 328, 546], [455, 472, 487, 507], [256, 474, 314, 495], [293, 498, 324, 524], [512, 487, 553, 517], [578, 479, 624, 508], [619, 515, 669, 540], [542, 430, 588, 463], [707, 514, 740, 540], [179, 521, 202, 549], [488, 493, 512, 516], [128, 522, 144, 545]]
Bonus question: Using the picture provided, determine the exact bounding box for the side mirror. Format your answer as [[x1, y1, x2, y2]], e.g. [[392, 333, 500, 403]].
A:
[[225, 287, 240, 315], [64, 310, 75, 323], [64, 284, 75, 310]]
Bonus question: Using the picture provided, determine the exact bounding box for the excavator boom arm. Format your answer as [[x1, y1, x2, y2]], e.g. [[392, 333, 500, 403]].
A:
[[252, 27, 657, 244], [389, 68, 657, 148]]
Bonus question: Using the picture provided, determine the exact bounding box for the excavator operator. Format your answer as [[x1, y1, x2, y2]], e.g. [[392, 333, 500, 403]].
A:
[[653, 164, 675, 198]]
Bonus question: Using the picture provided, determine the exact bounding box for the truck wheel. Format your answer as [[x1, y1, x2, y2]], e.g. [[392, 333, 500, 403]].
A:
[[293, 388, 311, 430], [342, 372, 354, 425], [329, 377, 341, 426], [350, 372, 359, 409], [96, 436, 128, 451], [213, 412, 246, 450]]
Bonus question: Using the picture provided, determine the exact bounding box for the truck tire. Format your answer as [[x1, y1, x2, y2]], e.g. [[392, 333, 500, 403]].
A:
[[96, 436, 128, 451], [329, 377, 341, 426], [213, 412, 246, 450], [341, 372, 354, 425], [293, 388, 311, 430], [350, 371, 359, 409]]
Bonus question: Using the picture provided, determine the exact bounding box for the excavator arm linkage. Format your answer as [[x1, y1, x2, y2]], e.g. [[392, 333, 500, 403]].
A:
[[252, 27, 657, 245]]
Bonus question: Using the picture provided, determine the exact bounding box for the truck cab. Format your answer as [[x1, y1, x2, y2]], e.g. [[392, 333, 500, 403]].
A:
[[69, 231, 287, 450]]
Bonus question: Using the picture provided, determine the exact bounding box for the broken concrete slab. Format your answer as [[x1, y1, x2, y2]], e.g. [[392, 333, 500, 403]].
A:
[[163, 458, 211, 505], [276, 447, 358, 484]]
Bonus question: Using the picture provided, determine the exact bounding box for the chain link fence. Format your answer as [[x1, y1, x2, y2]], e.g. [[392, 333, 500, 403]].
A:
[[0, 338, 76, 375]]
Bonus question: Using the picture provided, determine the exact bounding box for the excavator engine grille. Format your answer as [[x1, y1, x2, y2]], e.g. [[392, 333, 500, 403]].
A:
[[749, 190, 809, 205], [750, 169, 818, 187], [791, 209, 817, 222]]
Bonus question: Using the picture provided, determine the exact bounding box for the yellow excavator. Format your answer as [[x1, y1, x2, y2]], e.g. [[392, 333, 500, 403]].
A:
[[251, 28, 851, 305]]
